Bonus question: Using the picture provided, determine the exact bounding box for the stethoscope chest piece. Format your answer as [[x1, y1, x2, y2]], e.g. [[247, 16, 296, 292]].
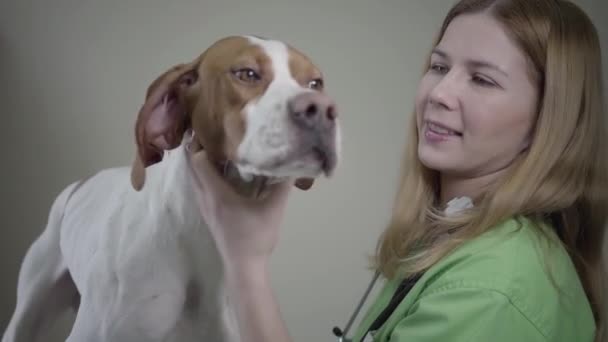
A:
[[332, 271, 380, 342]]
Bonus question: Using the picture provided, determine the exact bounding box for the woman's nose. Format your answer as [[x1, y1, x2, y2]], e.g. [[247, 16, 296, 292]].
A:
[[428, 71, 460, 111]]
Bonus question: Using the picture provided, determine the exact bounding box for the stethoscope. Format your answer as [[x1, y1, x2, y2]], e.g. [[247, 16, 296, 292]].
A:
[[331, 202, 467, 341], [332, 270, 381, 342]]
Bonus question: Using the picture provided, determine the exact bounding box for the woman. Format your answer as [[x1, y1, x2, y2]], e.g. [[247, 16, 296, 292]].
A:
[[186, 0, 607, 341]]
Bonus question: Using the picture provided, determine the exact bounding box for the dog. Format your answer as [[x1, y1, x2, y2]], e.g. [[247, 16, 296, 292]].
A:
[[3, 35, 340, 342]]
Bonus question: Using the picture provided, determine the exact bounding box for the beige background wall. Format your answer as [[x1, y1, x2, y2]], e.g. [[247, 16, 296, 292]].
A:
[[1, 0, 606, 340]]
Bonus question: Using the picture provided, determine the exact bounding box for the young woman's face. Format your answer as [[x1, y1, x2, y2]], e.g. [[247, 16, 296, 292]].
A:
[[416, 12, 539, 180]]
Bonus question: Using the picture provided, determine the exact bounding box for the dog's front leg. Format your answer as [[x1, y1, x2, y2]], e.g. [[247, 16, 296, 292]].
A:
[[2, 185, 79, 342]]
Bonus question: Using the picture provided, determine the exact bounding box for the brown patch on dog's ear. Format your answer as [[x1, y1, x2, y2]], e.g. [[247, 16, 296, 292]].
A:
[[130, 59, 200, 191], [131, 153, 147, 191], [295, 178, 315, 190]]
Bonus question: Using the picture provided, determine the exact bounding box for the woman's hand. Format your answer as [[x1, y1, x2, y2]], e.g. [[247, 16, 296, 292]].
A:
[[185, 141, 295, 342], [185, 142, 294, 267]]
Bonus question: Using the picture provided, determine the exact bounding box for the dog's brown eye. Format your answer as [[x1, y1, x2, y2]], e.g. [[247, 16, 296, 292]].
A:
[[232, 68, 261, 83], [308, 78, 323, 90]]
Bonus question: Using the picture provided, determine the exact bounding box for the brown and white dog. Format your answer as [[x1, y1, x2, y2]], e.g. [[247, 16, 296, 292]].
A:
[[3, 35, 340, 342]]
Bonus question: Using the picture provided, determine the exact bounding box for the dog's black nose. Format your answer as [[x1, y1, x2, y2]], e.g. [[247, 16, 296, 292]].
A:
[[288, 91, 337, 130]]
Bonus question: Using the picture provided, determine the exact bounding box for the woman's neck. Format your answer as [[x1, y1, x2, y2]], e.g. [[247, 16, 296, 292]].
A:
[[439, 168, 507, 207]]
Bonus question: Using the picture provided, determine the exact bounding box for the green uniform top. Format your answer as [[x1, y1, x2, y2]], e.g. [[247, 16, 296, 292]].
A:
[[352, 216, 596, 342]]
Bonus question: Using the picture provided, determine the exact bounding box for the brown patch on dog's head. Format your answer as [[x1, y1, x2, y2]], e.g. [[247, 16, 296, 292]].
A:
[[130, 35, 339, 195], [130, 36, 275, 191]]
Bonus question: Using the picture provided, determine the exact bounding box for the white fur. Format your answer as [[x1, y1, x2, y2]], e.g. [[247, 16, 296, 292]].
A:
[[3, 35, 339, 342], [2, 143, 240, 342]]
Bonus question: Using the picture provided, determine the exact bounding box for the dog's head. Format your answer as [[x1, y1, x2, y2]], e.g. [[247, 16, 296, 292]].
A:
[[130, 35, 340, 196]]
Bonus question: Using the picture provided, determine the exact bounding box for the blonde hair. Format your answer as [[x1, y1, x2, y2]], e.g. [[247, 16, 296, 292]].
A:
[[373, 0, 607, 340]]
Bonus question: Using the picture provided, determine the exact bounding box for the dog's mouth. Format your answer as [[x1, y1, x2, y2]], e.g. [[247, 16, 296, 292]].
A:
[[186, 130, 336, 199], [235, 145, 336, 179], [311, 146, 336, 177], [218, 160, 283, 199], [215, 146, 335, 199]]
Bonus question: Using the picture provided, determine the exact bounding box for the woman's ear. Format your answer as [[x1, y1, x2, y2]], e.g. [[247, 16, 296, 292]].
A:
[[130, 60, 200, 191]]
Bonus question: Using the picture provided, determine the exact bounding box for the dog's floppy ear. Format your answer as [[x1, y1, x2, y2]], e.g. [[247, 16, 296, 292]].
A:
[[130, 60, 200, 191]]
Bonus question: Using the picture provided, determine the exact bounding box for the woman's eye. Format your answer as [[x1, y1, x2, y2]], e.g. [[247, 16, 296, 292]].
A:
[[430, 63, 448, 74], [472, 74, 496, 87], [232, 68, 261, 83]]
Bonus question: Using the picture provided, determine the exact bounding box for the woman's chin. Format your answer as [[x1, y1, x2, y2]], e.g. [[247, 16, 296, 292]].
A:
[[417, 145, 454, 172]]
